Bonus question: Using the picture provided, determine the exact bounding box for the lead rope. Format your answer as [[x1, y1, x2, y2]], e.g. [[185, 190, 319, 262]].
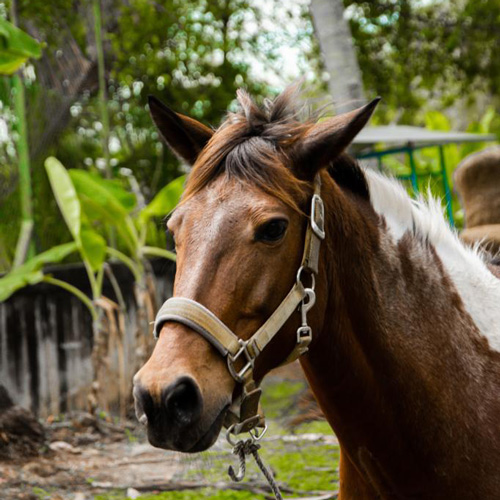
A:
[[228, 438, 283, 500]]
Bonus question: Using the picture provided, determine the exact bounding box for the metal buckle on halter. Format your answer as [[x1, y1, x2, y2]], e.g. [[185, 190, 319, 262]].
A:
[[227, 339, 255, 383], [311, 194, 325, 240]]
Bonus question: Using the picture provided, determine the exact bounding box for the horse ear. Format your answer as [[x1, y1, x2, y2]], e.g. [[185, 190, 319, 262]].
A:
[[148, 96, 214, 165], [294, 97, 380, 178]]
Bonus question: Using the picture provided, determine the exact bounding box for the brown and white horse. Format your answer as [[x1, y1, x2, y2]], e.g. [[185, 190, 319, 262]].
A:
[[133, 86, 500, 499]]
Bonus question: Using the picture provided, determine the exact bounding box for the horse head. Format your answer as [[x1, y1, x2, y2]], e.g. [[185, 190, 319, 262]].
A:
[[133, 86, 378, 452]]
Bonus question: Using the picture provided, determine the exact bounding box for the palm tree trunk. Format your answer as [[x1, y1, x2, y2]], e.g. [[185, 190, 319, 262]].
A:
[[310, 0, 364, 113]]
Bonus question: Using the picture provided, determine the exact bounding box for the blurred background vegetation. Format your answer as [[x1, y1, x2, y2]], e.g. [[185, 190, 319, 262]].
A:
[[1, 0, 500, 273]]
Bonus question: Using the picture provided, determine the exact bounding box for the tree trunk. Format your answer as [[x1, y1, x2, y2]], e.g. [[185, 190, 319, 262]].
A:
[[310, 0, 364, 113]]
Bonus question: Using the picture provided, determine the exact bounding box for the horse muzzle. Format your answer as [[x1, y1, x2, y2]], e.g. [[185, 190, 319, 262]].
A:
[[133, 375, 228, 452]]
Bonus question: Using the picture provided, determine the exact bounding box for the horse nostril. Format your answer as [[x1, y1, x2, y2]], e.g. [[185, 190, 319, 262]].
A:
[[133, 385, 152, 426], [164, 376, 203, 426]]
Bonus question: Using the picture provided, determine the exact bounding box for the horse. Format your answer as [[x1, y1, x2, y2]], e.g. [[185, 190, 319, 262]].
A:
[[133, 85, 500, 499]]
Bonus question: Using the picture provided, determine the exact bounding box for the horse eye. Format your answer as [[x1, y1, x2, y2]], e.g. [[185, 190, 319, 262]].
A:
[[256, 219, 288, 243]]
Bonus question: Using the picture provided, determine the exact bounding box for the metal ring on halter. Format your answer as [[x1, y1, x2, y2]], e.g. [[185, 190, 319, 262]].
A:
[[296, 266, 316, 290], [226, 423, 268, 446], [226, 425, 240, 447], [249, 424, 268, 442], [226, 424, 239, 446]]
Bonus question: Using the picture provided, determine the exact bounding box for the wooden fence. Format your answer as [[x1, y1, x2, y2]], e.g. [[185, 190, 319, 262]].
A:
[[0, 259, 174, 417]]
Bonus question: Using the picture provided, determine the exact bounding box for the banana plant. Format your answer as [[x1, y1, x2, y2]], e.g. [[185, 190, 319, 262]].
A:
[[63, 161, 181, 272], [44, 157, 182, 303], [0, 157, 183, 319]]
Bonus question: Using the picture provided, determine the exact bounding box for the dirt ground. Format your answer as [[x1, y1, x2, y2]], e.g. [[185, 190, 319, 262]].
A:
[[1, 424, 208, 499], [0, 366, 339, 500]]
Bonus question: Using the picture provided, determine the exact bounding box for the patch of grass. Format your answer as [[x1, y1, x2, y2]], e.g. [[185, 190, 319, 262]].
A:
[[95, 491, 126, 500], [32, 487, 51, 500], [264, 442, 340, 493], [125, 427, 138, 443], [141, 490, 262, 499], [260, 380, 305, 419], [95, 489, 264, 500], [294, 419, 334, 436]]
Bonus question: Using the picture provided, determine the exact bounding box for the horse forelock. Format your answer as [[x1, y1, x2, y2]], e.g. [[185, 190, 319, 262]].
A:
[[364, 168, 500, 352], [182, 85, 313, 212]]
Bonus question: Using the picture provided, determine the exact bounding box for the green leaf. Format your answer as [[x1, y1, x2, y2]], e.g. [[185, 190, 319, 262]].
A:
[[141, 246, 176, 262], [0, 54, 28, 74], [0, 242, 79, 301], [81, 228, 106, 272], [140, 174, 185, 224], [45, 157, 82, 245], [12, 242, 78, 275], [0, 19, 42, 58], [0, 270, 44, 302], [78, 196, 137, 254], [480, 106, 495, 134], [69, 170, 136, 212], [106, 246, 142, 282], [69, 169, 140, 255], [69, 170, 131, 218], [0, 18, 41, 75], [424, 110, 451, 132]]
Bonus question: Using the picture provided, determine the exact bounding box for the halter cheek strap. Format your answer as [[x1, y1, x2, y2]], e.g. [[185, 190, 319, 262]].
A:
[[153, 175, 325, 437]]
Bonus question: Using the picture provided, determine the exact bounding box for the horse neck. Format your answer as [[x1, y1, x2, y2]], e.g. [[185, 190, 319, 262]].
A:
[[300, 174, 500, 495]]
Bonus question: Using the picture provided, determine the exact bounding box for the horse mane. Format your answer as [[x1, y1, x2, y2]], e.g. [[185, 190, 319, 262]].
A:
[[365, 168, 500, 350], [328, 154, 370, 200]]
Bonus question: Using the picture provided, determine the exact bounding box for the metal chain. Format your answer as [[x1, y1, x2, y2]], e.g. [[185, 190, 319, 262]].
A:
[[228, 438, 283, 500]]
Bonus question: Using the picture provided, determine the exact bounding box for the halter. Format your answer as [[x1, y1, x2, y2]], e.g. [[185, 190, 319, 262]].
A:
[[153, 174, 325, 441]]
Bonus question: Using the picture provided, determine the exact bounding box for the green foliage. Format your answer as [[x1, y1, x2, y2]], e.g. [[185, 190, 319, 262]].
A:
[[69, 168, 140, 257], [266, 444, 340, 492], [260, 380, 305, 420], [0, 241, 77, 301], [66, 165, 183, 262], [139, 174, 185, 224], [31, 487, 51, 500], [74, 170, 137, 212], [346, 0, 500, 122], [45, 157, 82, 244], [80, 227, 106, 272], [0, 155, 183, 319], [0, 17, 41, 74], [43, 157, 181, 299], [294, 419, 335, 435]]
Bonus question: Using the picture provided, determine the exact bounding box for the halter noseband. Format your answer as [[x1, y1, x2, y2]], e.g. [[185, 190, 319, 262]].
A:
[[153, 175, 325, 440]]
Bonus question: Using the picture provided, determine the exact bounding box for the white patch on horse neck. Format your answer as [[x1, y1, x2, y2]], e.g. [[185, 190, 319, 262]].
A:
[[364, 168, 500, 352]]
